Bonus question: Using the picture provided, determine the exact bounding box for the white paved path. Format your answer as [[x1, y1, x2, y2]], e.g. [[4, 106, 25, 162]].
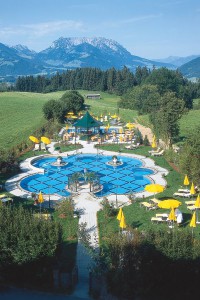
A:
[[72, 193, 101, 299]]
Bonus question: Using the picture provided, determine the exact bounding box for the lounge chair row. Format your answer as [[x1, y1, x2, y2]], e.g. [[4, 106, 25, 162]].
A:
[[151, 149, 165, 156], [151, 213, 169, 223], [140, 199, 161, 210], [125, 143, 140, 150]]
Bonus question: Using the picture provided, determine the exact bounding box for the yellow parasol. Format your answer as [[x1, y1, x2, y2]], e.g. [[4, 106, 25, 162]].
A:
[[41, 136, 51, 145], [38, 191, 44, 214], [190, 182, 195, 196], [125, 122, 134, 130], [117, 207, 123, 221], [168, 207, 176, 221], [158, 199, 181, 209], [151, 140, 157, 148], [119, 135, 123, 142], [119, 128, 123, 134], [151, 135, 157, 148], [68, 111, 74, 115], [38, 191, 44, 203], [190, 211, 196, 228], [183, 175, 190, 186], [194, 194, 200, 223], [29, 136, 39, 144], [194, 194, 200, 208], [145, 184, 164, 199], [111, 114, 118, 119], [119, 214, 126, 229]]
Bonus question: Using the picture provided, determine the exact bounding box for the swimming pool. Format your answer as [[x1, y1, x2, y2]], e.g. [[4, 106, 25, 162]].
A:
[[20, 154, 154, 197]]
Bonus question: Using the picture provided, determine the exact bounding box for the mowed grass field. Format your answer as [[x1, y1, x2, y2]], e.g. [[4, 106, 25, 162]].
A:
[[0, 90, 137, 151], [0, 90, 199, 151], [0, 91, 64, 150]]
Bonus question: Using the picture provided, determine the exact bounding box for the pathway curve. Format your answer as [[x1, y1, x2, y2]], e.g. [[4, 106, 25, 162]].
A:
[[134, 122, 154, 143]]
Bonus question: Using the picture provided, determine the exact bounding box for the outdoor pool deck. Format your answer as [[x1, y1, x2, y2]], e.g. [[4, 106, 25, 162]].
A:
[[5, 139, 168, 203], [4, 139, 168, 299]]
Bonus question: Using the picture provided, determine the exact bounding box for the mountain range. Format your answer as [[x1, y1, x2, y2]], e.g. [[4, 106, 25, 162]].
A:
[[0, 37, 199, 81]]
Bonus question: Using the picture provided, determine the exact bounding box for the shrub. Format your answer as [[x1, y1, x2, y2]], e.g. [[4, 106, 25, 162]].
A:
[[143, 135, 150, 146]]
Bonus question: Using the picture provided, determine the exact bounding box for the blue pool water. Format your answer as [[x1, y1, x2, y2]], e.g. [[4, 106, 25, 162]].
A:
[[20, 154, 154, 197]]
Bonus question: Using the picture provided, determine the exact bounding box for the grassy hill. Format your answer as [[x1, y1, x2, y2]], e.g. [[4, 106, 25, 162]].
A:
[[0, 90, 199, 151], [179, 57, 200, 78], [0, 91, 64, 150], [0, 91, 137, 151]]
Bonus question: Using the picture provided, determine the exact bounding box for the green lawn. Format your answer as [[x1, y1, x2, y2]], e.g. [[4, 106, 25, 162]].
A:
[[0, 92, 59, 150], [0, 90, 138, 151], [97, 144, 200, 240], [179, 109, 200, 139]]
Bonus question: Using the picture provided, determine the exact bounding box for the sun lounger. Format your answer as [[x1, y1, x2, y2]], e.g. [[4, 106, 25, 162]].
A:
[[140, 202, 155, 210], [148, 147, 161, 154], [178, 189, 189, 193], [173, 192, 191, 198], [156, 213, 169, 218], [185, 200, 195, 205], [150, 198, 161, 205], [151, 217, 164, 223], [40, 143, 46, 150], [33, 143, 40, 151], [151, 149, 165, 156], [125, 143, 140, 150], [0, 194, 7, 199], [187, 205, 196, 211]]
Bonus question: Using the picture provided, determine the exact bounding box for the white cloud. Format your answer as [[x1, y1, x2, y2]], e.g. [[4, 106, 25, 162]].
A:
[[0, 20, 85, 38]]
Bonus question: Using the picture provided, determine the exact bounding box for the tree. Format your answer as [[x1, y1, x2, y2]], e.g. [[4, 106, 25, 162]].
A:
[[179, 126, 200, 185], [43, 99, 64, 121], [119, 84, 160, 114], [60, 90, 84, 114], [151, 92, 185, 146]]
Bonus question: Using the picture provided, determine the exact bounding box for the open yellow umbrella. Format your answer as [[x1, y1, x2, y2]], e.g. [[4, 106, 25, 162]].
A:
[[117, 207, 123, 221], [190, 182, 195, 196], [119, 214, 126, 229], [41, 136, 51, 145], [145, 184, 165, 199], [111, 114, 118, 119], [183, 175, 190, 187], [29, 136, 39, 144], [158, 199, 181, 209], [68, 111, 74, 115], [125, 122, 134, 130]]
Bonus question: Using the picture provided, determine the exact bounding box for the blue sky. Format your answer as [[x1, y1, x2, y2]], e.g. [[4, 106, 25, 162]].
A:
[[0, 0, 199, 58]]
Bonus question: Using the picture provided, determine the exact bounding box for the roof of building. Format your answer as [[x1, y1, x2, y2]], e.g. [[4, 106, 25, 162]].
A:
[[74, 111, 101, 128]]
